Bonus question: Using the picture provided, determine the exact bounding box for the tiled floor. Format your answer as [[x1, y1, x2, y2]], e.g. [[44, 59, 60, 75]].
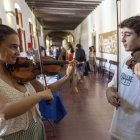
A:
[[45, 73, 114, 140]]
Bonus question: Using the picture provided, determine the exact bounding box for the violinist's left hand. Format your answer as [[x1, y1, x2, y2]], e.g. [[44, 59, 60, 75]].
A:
[[66, 60, 77, 77], [134, 62, 140, 80]]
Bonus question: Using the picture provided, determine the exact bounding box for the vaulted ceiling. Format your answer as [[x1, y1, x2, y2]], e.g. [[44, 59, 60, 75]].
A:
[[25, 0, 104, 31]]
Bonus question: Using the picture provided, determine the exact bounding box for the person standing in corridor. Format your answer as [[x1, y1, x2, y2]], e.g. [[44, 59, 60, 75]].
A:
[[106, 16, 140, 140], [0, 24, 76, 140], [74, 43, 86, 83]]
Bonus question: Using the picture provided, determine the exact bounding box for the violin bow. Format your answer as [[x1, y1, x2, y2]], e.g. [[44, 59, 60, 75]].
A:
[[116, 0, 121, 92], [34, 9, 48, 89]]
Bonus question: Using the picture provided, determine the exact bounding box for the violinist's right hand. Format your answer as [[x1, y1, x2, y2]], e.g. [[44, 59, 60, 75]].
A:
[[106, 87, 120, 108], [38, 88, 53, 101]]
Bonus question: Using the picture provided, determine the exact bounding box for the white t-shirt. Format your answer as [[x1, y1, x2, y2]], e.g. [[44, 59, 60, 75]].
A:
[[108, 63, 140, 140]]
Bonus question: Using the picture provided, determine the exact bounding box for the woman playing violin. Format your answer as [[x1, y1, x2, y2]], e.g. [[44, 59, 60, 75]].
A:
[[106, 16, 140, 140], [0, 24, 76, 140]]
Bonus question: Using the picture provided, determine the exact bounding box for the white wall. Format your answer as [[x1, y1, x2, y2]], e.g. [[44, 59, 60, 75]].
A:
[[74, 12, 95, 59], [1, 0, 16, 28], [94, 0, 117, 61], [0, 0, 45, 51]]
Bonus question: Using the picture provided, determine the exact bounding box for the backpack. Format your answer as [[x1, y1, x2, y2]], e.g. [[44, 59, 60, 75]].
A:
[[75, 48, 86, 62]]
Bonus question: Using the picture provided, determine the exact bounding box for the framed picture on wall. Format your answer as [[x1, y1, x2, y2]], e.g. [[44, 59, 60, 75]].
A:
[[99, 30, 117, 55], [0, 18, 2, 24]]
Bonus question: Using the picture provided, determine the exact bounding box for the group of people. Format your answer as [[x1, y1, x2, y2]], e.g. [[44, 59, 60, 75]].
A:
[[0, 15, 140, 140], [49, 43, 75, 61], [49, 45, 69, 61], [49, 43, 88, 83]]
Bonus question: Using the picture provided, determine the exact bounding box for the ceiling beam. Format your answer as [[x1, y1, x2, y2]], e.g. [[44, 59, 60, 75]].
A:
[[25, 0, 103, 30]]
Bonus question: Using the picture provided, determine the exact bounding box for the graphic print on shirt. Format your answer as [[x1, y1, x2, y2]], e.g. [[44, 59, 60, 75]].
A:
[[120, 72, 133, 86]]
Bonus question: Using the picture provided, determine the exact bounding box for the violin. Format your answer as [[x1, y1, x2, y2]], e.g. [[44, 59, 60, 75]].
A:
[[6, 56, 69, 83], [126, 48, 140, 72]]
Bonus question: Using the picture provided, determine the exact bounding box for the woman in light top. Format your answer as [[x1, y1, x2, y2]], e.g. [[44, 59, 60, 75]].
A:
[[0, 24, 76, 140]]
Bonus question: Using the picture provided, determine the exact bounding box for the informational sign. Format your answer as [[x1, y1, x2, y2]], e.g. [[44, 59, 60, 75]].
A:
[[99, 30, 117, 55]]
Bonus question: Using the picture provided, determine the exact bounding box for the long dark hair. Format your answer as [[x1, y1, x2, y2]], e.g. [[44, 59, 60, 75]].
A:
[[68, 44, 74, 53]]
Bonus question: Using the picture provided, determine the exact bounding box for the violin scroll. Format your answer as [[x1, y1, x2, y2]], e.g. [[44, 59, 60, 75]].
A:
[[126, 50, 140, 72]]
